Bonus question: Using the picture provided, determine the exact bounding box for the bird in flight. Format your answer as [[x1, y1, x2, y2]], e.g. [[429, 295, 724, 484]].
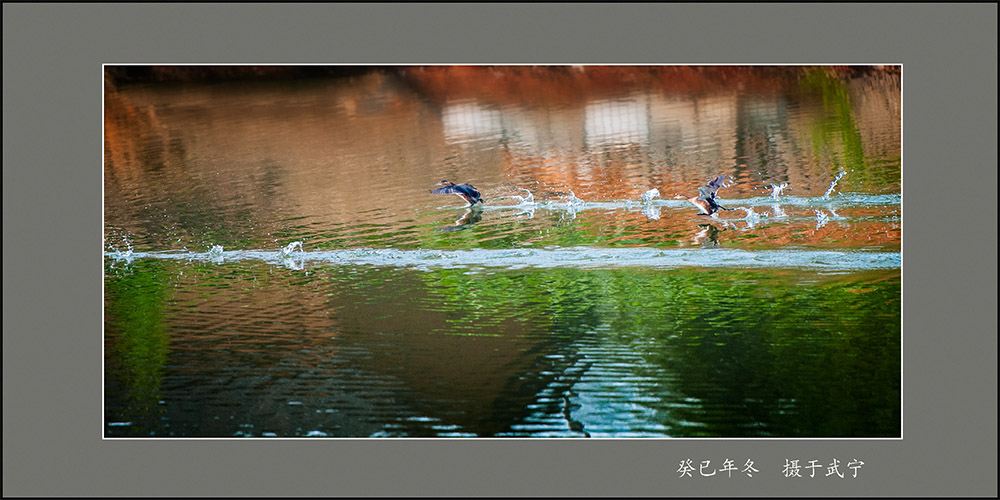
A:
[[430, 180, 484, 207], [674, 174, 734, 216]]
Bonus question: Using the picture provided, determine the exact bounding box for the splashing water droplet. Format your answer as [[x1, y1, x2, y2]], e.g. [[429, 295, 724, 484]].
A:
[[207, 244, 225, 263], [108, 236, 134, 261], [108, 239, 134, 266], [815, 209, 830, 228], [512, 187, 535, 205], [769, 182, 788, 199], [280, 241, 303, 258], [740, 207, 762, 229], [641, 188, 660, 203], [565, 190, 585, 206], [823, 171, 847, 199]]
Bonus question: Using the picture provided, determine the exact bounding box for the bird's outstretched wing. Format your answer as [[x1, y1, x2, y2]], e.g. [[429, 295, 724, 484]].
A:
[[431, 185, 461, 195], [697, 175, 728, 200], [431, 183, 483, 204]]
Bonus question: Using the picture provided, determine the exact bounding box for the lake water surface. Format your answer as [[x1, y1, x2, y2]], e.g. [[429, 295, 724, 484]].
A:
[[104, 66, 901, 437]]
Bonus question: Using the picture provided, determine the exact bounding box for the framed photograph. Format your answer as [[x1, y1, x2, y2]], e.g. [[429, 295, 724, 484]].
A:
[[103, 64, 902, 442], [5, 3, 996, 498]]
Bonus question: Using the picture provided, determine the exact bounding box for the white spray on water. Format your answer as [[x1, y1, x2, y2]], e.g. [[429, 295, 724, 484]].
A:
[[823, 171, 847, 199]]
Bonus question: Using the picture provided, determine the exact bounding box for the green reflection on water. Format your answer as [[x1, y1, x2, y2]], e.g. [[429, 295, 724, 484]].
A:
[[384, 265, 899, 436], [104, 258, 900, 437], [104, 261, 172, 430], [800, 69, 869, 179]]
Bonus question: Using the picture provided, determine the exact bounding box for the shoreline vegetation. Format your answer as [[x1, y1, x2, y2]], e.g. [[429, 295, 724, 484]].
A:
[[104, 65, 900, 98]]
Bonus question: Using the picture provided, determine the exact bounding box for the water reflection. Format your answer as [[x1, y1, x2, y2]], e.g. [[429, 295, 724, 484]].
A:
[[442, 100, 504, 144], [439, 206, 484, 232], [693, 224, 724, 248], [104, 66, 901, 438], [105, 261, 901, 437], [105, 67, 901, 254], [585, 96, 650, 147]]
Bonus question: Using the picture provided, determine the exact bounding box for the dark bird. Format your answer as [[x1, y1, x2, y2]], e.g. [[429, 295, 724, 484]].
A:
[[674, 174, 734, 215], [430, 180, 483, 206]]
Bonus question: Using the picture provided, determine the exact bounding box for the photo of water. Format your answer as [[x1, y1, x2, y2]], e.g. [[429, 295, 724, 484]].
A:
[[103, 65, 901, 438]]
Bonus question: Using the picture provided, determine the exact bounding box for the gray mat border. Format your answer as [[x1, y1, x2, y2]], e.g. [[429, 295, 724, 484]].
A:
[[3, 3, 996, 497]]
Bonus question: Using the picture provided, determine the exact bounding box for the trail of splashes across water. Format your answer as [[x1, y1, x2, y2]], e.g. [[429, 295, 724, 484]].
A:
[[108, 246, 901, 271], [480, 192, 898, 214]]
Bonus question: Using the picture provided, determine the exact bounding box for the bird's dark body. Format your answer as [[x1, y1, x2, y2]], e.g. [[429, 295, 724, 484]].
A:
[[431, 180, 483, 206]]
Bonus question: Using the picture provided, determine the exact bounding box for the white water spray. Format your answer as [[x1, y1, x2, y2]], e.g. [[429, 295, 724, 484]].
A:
[[208, 244, 225, 263], [107, 237, 134, 266], [823, 171, 847, 199], [642, 205, 661, 220], [565, 190, 585, 206], [513, 187, 536, 205], [641, 188, 660, 204], [815, 210, 830, 228], [109, 246, 901, 271], [280, 241, 303, 258], [740, 207, 762, 229]]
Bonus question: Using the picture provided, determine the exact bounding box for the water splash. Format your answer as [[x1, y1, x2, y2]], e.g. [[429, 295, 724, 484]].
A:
[[278, 241, 305, 270], [739, 207, 763, 229], [564, 190, 586, 206], [107, 237, 134, 267], [108, 237, 134, 260], [558, 190, 586, 220], [513, 187, 535, 205], [770, 204, 787, 218], [823, 171, 847, 199], [640, 188, 660, 203], [478, 193, 898, 218], [769, 182, 788, 199], [280, 241, 303, 258], [641, 205, 661, 220], [815, 210, 830, 229], [208, 244, 225, 263]]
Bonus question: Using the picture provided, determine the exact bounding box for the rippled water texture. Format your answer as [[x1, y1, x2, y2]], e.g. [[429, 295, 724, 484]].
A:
[[104, 66, 901, 437]]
